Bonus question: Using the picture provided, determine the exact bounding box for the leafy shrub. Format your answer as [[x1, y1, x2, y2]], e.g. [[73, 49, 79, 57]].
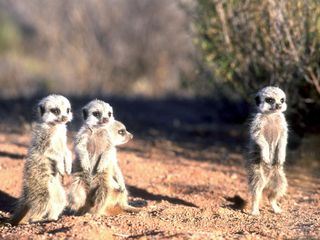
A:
[[196, 0, 320, 119]]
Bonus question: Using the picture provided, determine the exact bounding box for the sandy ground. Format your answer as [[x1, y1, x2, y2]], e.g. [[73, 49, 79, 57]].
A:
[[0, 126, 319, 240]]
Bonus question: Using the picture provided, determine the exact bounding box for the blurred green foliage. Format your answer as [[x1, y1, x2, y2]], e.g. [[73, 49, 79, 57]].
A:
[[0, 1, 197, 98], [0, 13, 21, 53], [195, 0, 320, 111]]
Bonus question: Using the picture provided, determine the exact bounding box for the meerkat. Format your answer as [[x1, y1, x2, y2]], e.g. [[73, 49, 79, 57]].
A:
[[11, 95, 73, 225], [68, 99, 115, 213], [83, 120, 139, 215], [247, 86, 288, 216]]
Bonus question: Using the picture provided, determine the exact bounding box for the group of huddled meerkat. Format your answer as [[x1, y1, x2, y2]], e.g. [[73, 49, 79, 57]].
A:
[[10, 96, 138, 225], [9, 85, 289, 225]]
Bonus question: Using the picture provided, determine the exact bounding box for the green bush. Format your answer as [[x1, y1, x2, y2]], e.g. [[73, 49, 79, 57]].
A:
[[0, 13, 21, 53], [196, 0, 320, 112]]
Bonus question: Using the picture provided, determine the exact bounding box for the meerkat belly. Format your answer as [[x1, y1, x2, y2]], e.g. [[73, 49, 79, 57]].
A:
[[87, 129, 110, 169], [262, 115, 283, 161], [50, 127, 66, 152], [263, 123, 280, 145]]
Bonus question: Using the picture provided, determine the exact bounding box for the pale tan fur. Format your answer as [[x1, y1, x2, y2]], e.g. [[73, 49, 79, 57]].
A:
[[247, 86, 288, 215], [74, 120, 139, 215], [11, 95, 73, 225], [68, 100, 115, 213], [84, 120, 139, 215]]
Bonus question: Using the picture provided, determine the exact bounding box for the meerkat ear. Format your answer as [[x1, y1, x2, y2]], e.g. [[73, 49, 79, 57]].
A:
[[82, 108, 88, 120], [39, 104, 45, 116], [255, 96, 261, 106]]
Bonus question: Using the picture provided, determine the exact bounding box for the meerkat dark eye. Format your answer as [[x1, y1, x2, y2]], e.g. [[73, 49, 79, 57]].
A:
[[50, 108, 61, 115], [67, 108, 71, 114], [108, 112, 112, 117], [280, 98, 285, 103], [265, 98, 275, 104], [92, 111, 102, 119], [118, 129, 126, 136]]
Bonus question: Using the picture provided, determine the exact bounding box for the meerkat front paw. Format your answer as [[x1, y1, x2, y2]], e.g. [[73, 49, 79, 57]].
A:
[[118, 185, 127, 194], [119, 184, 127, 193], [64, 149, 73, 175], [261, 149, 270, 164], [110, 178, 121, 191], [56, 160, 65, 176], [96, 163, 105, 173]]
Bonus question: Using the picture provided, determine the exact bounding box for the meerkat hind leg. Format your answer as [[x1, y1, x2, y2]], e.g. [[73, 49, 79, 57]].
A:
[[11, 199, 46, 225], [10, 204, 30, 226], [98, 190, 120, 216], [47, 178, 67, 220], [249, 166, 267, 216], [26, 202, 50, 223], [117, 189, 140, 213], [17, 198, 50, 224], [85, 181, 109, 215], [102, 191, 137, 215], [251, 186, 264, 216], [268, 167, 287, 214]]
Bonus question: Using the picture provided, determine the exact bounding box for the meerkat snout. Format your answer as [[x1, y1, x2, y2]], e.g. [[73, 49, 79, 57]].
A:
[[61, 115, 68, 122], [275, 103, 281, 110]]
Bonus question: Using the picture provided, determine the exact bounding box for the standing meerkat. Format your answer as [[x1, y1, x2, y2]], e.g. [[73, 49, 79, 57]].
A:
[[11, 95, 73, 225], [247, 86, 288, 216], [68, 100, 115, 213], [83, 120, 139, 215]]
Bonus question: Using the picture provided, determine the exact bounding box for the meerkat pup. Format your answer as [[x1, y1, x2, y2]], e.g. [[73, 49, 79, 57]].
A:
[[83, 120, 139, 215], [11, 95, 73, 225], [247, 86, 288, 216], [68, 99, 115, 213]]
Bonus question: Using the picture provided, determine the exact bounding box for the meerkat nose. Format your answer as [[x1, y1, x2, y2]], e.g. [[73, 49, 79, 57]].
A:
[[102, 118, 108, 123], [275, 104, 281, 109], [61, 115, 68, 121]]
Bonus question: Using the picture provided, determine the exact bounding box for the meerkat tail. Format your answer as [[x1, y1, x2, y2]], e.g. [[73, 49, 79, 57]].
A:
[[10, 204, 30, 226], [121, 204, 140, 213], [88, 175, 109, 214], [68, 173, 91, 213], [68, 182, 87, 212]]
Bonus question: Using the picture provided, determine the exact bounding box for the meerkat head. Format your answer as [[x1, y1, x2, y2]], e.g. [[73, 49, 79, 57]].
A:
[[255, 86, 287, 113], [82, 99, 114, 127], [38, 94, 73, 124], [108, 120, 133, 146]]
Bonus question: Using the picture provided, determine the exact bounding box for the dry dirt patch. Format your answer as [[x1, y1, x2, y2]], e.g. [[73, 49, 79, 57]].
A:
[[0, 132, 319, 239]]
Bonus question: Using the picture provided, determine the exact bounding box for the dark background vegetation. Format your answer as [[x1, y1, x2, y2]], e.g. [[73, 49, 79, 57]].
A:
[[196, 0, 320, 134], [0, 0, 319, 144]]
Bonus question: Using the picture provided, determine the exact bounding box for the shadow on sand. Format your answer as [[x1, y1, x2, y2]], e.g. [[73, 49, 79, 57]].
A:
[[128, 185, 198, 208], [0, 190, 17, 213], [0, 151, 25, 160]]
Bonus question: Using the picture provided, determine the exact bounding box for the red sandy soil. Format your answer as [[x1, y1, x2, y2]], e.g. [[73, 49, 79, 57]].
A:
[[0, 130, 319, 239]]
